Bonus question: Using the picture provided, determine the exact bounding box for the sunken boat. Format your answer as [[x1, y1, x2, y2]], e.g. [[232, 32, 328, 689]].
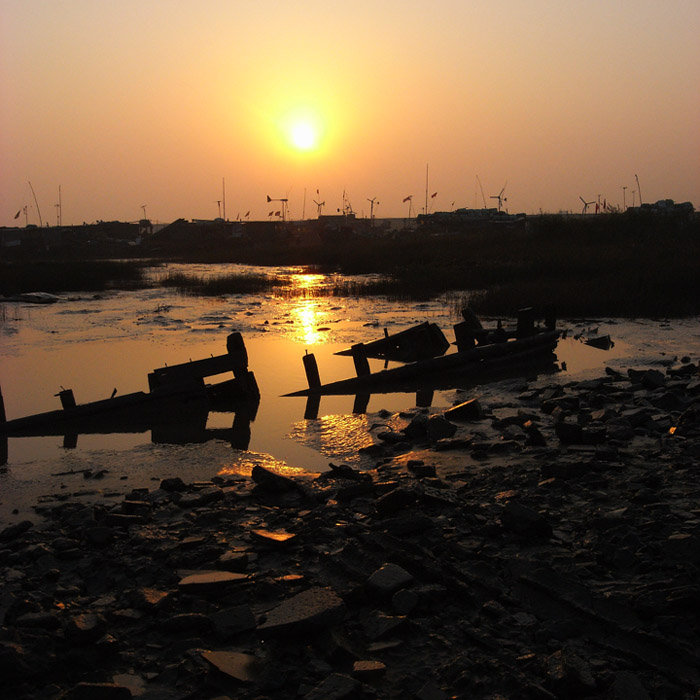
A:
[[334, 321, 450, 363], [285, 308, 560, 397], [0, 332, 259, 438]]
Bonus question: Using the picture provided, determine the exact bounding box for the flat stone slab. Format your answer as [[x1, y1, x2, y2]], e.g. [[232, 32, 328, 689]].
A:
[[257, 586, 346, 636], [367, 563, 414, 597], [178, 570, 248, 592], [202, 650, 260, 682], [250, 528, 296, 546]]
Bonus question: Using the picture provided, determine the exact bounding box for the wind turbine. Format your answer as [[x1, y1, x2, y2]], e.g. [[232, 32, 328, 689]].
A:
[[367, 197, 378, 221], [266, 194, 289, 222], [579, 196, 595, 214], [490, 182, 507, 212], [313, 199, 325, 217]]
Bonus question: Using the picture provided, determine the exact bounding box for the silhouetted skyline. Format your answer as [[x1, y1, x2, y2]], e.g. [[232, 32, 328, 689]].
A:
[[2, 0, 699, 225]]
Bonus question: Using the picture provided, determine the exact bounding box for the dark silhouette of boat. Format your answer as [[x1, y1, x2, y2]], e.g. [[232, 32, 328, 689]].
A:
[[0, 333, 259, 456], [334, 321, 450, 363], [286, 308, 560, 398]]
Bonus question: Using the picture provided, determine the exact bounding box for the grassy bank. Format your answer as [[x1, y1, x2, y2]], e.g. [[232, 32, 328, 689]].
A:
[[0, 260, 148, 296], [3, 215, 699, 316]]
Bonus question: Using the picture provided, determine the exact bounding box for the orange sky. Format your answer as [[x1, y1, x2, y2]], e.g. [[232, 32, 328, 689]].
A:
[[2, 0, 699, 225]]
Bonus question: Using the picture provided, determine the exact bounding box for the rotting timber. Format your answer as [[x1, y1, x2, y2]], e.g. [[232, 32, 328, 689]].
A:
[[334, 321, 450, 363], [0, 332, 259, 439], [286, 308, 560, 398]]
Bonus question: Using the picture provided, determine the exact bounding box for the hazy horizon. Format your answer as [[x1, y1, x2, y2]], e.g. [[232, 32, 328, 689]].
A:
[[2, 0, 699, 226]]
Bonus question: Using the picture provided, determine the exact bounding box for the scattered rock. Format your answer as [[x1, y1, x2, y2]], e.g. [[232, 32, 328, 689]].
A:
[[251, 464, 298, 492], [366, 563, 414, 597], [202, 650, 260, 683], [257, 587, 346, 636]]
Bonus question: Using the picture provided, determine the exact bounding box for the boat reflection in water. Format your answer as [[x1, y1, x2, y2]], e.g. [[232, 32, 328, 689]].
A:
[[0, 332, 260, 465]]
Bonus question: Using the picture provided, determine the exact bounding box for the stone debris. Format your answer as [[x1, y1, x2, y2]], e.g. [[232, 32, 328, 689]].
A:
[[1, 360, 699, 699], [201, 650, 260, 683], [257, 586, 346, 636]]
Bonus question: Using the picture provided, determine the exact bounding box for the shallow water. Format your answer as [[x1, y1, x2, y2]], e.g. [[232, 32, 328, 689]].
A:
[[2, 264, 698, 524]]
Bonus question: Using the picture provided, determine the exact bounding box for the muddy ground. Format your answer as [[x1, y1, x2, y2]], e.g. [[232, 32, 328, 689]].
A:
[[1, 354, 699, 699]]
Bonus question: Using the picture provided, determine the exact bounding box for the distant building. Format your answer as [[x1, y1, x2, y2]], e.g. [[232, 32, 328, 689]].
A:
[[626, 199, 695, 217]]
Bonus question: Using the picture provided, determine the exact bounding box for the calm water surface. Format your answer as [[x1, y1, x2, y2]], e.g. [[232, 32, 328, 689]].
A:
[[2, 264, 697, 475]]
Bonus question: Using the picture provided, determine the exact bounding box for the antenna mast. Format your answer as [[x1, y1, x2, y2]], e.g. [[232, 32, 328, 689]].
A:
[[28, 181, 43, 227], [476, 175, 487, 209], [635, 174, 643, 205], [222, 178, 226, 220], [424, 164, 429, 215]]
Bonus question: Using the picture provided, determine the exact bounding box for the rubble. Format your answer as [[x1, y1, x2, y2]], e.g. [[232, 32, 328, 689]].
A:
[[1, 360, 699, 698]]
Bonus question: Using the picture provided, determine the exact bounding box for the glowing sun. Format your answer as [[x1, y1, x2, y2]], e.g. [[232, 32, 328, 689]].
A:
[[289, 121, 318, 151]]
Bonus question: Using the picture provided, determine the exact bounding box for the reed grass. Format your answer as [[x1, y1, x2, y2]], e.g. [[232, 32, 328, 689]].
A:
[[157, 271, 285, 296], [3, 214, 698, 316]]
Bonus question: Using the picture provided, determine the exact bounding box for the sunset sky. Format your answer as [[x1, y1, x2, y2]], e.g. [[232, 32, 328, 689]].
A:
[[2, 0, 699, 225]]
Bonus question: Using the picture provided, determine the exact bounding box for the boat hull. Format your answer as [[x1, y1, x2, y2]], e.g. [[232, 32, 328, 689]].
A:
[[286, 329, 560, 397]]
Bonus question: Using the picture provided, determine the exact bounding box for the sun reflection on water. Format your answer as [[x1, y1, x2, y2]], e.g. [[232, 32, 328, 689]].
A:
[[283, 273, 335, 345], [289, 413, 375, 463]]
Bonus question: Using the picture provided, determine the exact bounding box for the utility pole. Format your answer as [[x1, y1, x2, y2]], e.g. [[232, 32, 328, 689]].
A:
[[222, 178, 226, 220], [424, 164, 429, 215], [622, 186, 627, 211], [141, 204, 147, 220]]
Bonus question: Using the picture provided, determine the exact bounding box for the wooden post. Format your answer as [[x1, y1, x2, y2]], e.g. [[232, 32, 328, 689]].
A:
[[351, 343, 370, 376], [352, 393, 370, 414], [226, 332, 249, 369], [453, 321, 476, 352], [303, 353, 321, 389], [304, 395, 321, 420], [544, 305, 557, 330], [516, 308, 535, 338], [58, 389, 76, 409]]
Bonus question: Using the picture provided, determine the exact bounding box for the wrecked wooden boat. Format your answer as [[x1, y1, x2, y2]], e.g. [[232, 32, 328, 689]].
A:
[[584, 334, 614, 350], [285, 308, 560, 397], [334, 321, 450, 363], [0, 332, 259, 437]]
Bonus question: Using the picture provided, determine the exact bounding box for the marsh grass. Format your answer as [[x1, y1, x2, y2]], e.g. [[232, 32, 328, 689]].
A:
[[3, 215, 698, 316], [158, 271, 285, 296]]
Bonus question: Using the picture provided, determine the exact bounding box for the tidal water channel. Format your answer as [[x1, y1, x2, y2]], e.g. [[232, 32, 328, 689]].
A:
[[1, 263, 698, 523]]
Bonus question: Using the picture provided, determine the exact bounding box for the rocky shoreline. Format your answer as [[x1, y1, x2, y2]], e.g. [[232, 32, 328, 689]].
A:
[[1, 359, 699, 699]]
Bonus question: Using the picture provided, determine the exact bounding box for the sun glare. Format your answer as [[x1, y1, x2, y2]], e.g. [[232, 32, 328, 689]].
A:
[[278, 106, 324, 154], [290, 122, 317, 151]]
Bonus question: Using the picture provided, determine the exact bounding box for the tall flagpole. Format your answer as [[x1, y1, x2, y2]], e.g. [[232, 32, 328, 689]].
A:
[[28, 181, 43, 227], [222, 178, 226, 220], [425, 164, 429, 215]]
